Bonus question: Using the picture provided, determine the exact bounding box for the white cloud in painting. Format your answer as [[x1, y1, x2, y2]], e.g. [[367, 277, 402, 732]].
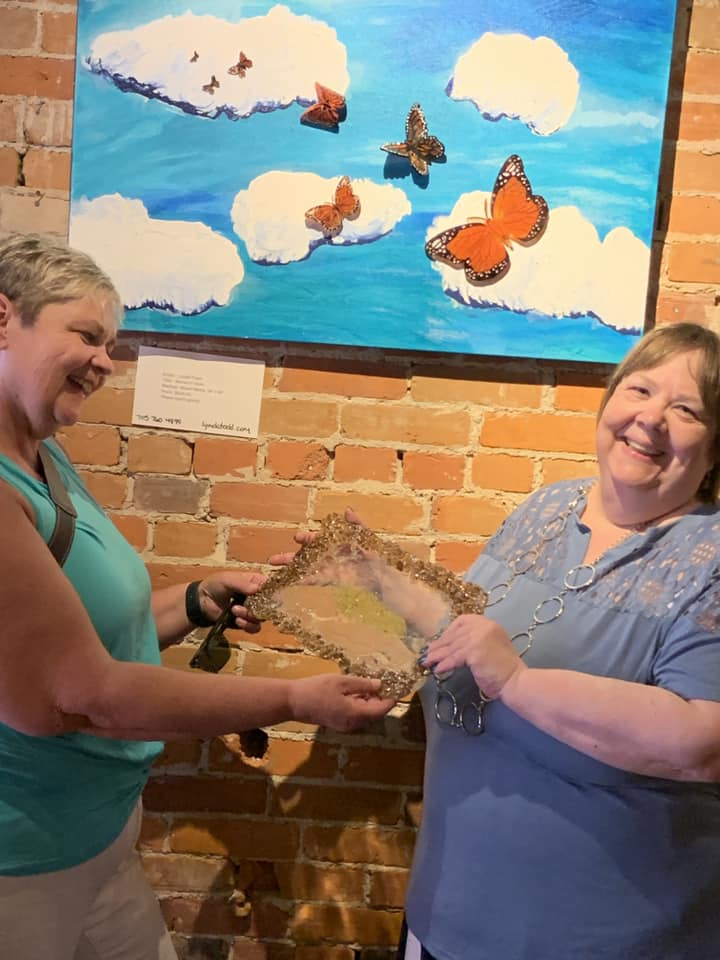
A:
[[447, 33, 579, 136], [231, 171, 411, 264], [425, 197, 649, 334], [85, 5, 348, 120], [70, 194, 245, 315]]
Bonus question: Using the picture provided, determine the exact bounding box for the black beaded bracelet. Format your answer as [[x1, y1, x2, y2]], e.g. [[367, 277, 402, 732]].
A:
[[185, 580, 216, 628]]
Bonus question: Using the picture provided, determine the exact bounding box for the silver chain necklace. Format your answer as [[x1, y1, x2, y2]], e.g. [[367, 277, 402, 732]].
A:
[[433, 481, 638, 735]]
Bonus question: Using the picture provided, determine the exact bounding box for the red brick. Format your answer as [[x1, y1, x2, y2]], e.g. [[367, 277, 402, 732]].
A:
[[541, 458, 598, 485], [23, 98, 73, 146], [303, 825, 416, 868], [0, 191, 68, 234], [0, 8, 38, 50], [144, 776, 266, 815], [672, 149, 720, 193], [290, 903, 402, 945], [554, 383, 605, 413], [412, 368, 542, 406], [678, 102, 720, 142], [134, 476, 207, 515], [211, 482, 309, 522], [153, 519, 217, 557], [161, 893, 290, 939], [128, 434, 192, 474], [274, 862, 365, 901], [21, 146, 71, 190], [56, 424, 120, 465], [403, 452, 464, 490], [279, 359, 406, 399], [668, 242, 720, 283], [80, 387, 134, 425], [0, 100, 21, 141], [193, 437, 257, 477], [689, 5, 720, 50], [142, 853, 234, 893], [260, 398, 338, 438], [0, 57, 75, 98], [313, 491, 424, 534], [0, 146, 20, 186], [208, 734, 339, 779], [265, 440, 330, 480], [170, 817, 300, 860], [471, 452, 534, 493], [334, 445, 397, 483], [481, 413, 597, 454], [655, 291, 718, 325], [78, 470, 127, 509], [342, 403, 471, 446], [227, 525, 299, 564], [433, 495, 508, 536], [40, 11, 77, 56], [683, 50, 720, 95], [271, 783, 404, 824], [342, 746, 424, 787], [434, 540, 480, 573], [368, 868, 409, 908]]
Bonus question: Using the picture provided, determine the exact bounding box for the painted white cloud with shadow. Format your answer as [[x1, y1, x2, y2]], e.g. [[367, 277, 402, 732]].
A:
[[231, 171, 412, 264], [70, 194, 245, 315], [426, 196, 649, 334], [85, 4, 348, 120], [447, 32, 579, 136]]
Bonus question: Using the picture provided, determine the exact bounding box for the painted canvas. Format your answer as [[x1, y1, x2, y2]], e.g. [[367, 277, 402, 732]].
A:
[[69, 0, 677, 363]]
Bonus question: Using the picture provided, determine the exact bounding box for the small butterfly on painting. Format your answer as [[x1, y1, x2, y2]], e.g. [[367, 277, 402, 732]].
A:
[[202, 75, 220, 94], [305, 176, 361, 239], [300, 82, 347, 131], [190, 50, 199, 63], [425, 154, 548, 284], [381, 103, 445, 176], [228, 52, 253, 77]]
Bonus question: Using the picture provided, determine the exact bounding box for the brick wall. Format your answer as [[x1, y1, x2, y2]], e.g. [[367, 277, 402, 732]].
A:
[[0, 1, 718, 957]]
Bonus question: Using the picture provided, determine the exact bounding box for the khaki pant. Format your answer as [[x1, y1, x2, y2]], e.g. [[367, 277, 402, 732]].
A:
[[0, 801, 177, 960]]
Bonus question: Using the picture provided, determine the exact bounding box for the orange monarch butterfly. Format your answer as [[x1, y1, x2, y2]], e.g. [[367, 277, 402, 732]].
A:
[[228, 52, 253, 77], [202, 75, 219, 94], [425, 154, 548, 284], [381, 103, 445, 176], [300, 82, 347, 130], [305, 176, 361, 239]]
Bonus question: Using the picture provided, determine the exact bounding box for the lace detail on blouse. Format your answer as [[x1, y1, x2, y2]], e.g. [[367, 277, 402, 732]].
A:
[[486, 479, 720, 631]]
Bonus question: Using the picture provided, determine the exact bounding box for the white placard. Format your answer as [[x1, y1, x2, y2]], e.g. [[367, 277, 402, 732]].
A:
[[132, 346, 264, 438]]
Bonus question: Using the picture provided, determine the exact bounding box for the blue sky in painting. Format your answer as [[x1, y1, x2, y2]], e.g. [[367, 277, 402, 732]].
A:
[[70, 0, 677, 362]]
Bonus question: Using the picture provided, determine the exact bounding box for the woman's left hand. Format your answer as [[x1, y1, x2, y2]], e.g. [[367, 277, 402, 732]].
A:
[[198, 571, 267, 633], [422, 614, 527, 700]]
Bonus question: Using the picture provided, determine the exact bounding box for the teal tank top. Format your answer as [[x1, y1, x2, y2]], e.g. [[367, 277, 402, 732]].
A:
[[0, 440, 163, 875]]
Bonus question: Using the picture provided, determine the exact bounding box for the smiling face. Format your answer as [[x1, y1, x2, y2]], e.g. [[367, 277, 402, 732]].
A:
[[0, 293, 117, 440], [596, 350, 714, 513]]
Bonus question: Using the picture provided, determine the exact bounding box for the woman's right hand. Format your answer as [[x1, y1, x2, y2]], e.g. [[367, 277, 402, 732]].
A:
[[287, 674, 396, 731], [268, 508, 366, 566]]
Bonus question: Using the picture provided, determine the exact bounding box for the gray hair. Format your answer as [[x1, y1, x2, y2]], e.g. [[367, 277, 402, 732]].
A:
[[0, 232, 123, 327], [598, 323, 720, 502]]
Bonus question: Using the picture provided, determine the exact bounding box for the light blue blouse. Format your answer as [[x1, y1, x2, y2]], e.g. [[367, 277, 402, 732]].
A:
[[406, 479, 720, 960]]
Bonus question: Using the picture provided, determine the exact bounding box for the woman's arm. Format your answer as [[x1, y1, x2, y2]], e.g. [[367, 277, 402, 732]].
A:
[[424, 614, 720, 782], [0, 486, 394, 739], [152, 572, 265, 649]]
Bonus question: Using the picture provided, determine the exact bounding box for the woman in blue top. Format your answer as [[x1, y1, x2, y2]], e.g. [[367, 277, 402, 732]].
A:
[[0, 233, 394, 960], [401, 322, 720, 959]]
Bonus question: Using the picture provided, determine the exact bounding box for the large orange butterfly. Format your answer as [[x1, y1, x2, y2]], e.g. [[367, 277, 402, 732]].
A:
[[305, 176, 361, 239], [300, 82, 347, 131], [381, 103, 445, 175], [425, 154, 549, 284], [228, 51, 253, 77]]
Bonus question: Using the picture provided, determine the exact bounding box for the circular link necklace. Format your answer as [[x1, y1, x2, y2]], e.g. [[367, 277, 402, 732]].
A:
[[432, 481, 644, 736]]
